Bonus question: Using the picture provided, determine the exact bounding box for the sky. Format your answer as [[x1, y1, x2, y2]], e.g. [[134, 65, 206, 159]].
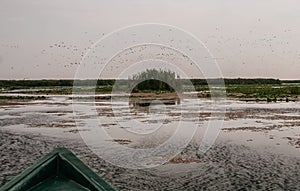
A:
[[0, 0, 299, 80]]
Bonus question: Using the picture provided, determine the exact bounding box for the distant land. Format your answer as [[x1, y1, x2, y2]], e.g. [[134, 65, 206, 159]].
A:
[[0, 78, 299, 87], [0, 78, 299, 102]]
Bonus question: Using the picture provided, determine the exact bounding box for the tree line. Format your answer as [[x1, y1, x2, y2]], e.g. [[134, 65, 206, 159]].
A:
[[0, 79, 116, 88], [0, 77, 291, 88]]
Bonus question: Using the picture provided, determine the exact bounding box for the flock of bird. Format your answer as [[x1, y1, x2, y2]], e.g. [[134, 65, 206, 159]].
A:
[[40, 41, 89, 68], [1, 27, 300, 74]]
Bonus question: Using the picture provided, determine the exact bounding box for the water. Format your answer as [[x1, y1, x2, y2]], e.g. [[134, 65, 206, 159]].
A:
[[0, 93, 299, 158]]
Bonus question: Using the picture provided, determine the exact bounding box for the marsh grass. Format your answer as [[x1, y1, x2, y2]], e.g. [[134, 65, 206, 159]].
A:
[[225, 84, 300, 99], [0, 80, 299, 101]]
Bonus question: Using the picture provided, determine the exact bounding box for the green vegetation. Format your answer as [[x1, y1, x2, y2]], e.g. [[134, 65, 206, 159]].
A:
[[0, 79, 115, 89], [281, 80, 300, 84], [130, 69, 181, 93], [0, 78, 299, 101], [181, 78, 281, 86], [0, 78, 287, 88], [0, 79, 74, 88], [225, 84, 300, 102], [0, 96, 46, 100]]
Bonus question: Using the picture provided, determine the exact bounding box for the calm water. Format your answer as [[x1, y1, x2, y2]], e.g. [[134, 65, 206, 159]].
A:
[[0, 93, 299, 158]]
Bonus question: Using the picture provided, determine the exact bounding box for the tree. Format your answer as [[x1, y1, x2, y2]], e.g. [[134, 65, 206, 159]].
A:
[[130, 69, 181, 92]]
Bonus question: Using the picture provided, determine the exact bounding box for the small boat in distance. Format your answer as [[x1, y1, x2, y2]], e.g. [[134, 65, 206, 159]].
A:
[[0, 147, 116, 191]]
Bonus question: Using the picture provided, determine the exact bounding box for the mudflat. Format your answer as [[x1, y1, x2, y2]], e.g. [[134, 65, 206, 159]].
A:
[[0, 92, 299, 190]]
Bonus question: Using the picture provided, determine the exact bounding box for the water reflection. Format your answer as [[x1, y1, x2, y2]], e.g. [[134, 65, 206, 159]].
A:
[[128, 98, 181, 114], [129, 98, 181, 107]]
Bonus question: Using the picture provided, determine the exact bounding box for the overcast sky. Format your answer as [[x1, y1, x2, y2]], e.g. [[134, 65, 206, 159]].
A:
[[0, 0, 299, 80]]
